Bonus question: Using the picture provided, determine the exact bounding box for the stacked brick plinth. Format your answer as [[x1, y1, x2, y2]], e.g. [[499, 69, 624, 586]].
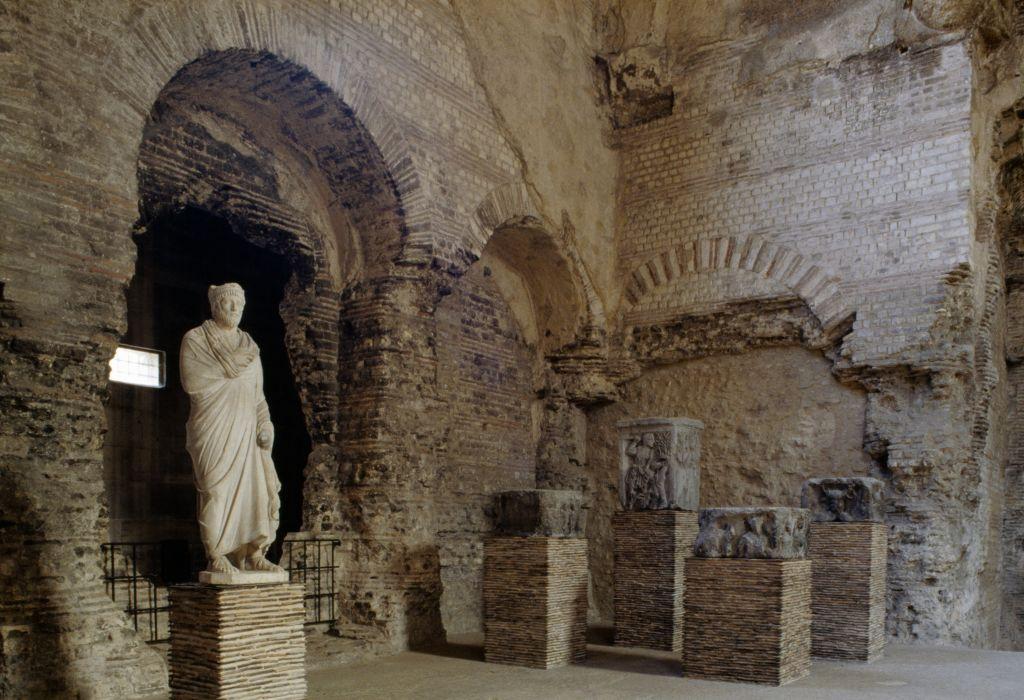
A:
[[168, 583, 306, 699], [483, 537, 588, 668], [684, 559, 812, 685], [613, 510, 698, 651], [808, 522, 888, 660], [683, 506, 812, 686], [483, 489, 588, 669]]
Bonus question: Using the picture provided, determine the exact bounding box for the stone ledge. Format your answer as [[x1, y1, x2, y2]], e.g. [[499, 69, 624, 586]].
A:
[[198, 569, 289, 585]]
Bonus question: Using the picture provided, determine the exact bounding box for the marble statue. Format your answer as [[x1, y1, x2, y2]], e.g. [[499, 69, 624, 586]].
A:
[[180, 282, 286, 582]]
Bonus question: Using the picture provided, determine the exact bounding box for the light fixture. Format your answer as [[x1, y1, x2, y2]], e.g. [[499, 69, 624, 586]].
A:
[[108, 345, 166, 388]]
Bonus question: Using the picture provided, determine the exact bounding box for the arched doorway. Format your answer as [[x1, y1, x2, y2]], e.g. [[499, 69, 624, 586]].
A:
[[98, 48, 414, 648], [104, 208, 311, 572]]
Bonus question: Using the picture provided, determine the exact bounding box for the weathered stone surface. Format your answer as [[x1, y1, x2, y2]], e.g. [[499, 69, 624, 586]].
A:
[[3, 3, 1024, 696], [600, 0, 1015, 651], [809, 522, 888, 661], [684, 559, 812, 686], [586, 348, 872, 622], [483, 537, 588, 669], [494, 490, 584, 537], [694, 507, 810, 559], [613, 510, 698, 652], [597, 45, 674, 128], [802, 477, 886, 523], [169, 583, 306, 699], [618, 417, 703, 511]]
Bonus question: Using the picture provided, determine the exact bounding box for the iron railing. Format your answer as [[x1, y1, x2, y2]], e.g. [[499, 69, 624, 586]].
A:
[[101, 540, 192, 643], [282, 538, 341, 628], [102, 537, 340, 637]]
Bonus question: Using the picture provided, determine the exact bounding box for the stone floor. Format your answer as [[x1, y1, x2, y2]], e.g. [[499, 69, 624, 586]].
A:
[[306, 634, 1024, 699]]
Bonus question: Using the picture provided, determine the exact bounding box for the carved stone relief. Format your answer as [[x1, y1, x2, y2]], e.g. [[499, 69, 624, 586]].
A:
[[617, 417, 703, 511]]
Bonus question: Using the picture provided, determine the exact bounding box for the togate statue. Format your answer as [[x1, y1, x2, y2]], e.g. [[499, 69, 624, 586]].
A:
[[180, 282, 286, 581]]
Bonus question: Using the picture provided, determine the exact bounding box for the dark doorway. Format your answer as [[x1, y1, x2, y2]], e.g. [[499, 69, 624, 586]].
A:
[[103, 208, 310, 566]]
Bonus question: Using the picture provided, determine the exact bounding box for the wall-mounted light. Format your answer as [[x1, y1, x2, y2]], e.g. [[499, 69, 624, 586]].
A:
[[108, 345, 166, 388]]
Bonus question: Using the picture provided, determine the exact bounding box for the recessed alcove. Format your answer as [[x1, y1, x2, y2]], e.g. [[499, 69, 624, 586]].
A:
[[103, 208, 311, 567]]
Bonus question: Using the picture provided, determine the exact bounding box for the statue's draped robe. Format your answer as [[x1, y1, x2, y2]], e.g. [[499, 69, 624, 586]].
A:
[[181, 321, 280, 559]]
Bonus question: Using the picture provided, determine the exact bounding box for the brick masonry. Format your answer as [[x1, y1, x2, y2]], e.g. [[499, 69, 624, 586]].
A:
[[613, 510, 698, 652], [483, 537, 588, 669], [809, 522, 888, 661], [2, 2, 1024, 696], [168, 583, 306, 699], [610, 30, 1010, 651], [617, 42, 973, 366], [0, 3, 603, 695], [683, 558, 812, 686]]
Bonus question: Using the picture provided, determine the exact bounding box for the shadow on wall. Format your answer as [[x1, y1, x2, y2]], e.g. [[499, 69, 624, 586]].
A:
[[0, 484, 166, 696]]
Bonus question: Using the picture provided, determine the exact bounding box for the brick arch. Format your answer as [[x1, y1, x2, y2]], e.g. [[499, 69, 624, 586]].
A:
[[0, 4, 459, 696], [472, 182, 607, 334], [622, 235, 851, 332], [136, 84, 343, 453], [145, 49, 408, 278], [104, 0, 430, 269]]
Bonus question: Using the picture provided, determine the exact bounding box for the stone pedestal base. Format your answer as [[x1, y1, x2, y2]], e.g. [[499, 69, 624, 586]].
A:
[[483, 537, 587, 669], [684, 559, 811, 686], [198, 569, 289, 585], [613, 510, 698, 651], [169, 583, 306, 699], [808, 522, 887, 661]]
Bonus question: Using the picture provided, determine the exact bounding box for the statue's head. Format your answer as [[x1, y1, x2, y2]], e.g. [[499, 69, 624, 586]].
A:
[[208, 283, 245, 330], [642, 432, 656, 447]]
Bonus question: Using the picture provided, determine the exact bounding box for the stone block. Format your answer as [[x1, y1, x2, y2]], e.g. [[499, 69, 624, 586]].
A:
[[168, 583, 306, 699], [493, 489, 584, 537], [801, 477, 885, 522], [613, 510, 699, 651], [684, 559, 812, 685], [483, 537, 588, 669], [693, 507, 810, 559], [809, 522, 888, 661], [618, 417, 703, 511]]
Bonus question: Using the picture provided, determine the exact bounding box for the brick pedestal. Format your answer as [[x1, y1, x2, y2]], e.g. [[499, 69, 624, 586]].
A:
[[808, 522, 887, 661], [613, 510, 698, 651], [683, 559, 811, 685], [483, 537, 587, 669], [168, 583, 306, 699]]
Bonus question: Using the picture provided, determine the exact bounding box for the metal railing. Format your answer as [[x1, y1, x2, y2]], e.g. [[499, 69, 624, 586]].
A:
[[101, 540, 192, 643], [282, 538, 341, 629], [102, 537, 339, 637]]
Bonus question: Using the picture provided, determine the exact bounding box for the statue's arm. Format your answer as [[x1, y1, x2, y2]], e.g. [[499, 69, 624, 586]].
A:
[[255, 356, 274, 448]]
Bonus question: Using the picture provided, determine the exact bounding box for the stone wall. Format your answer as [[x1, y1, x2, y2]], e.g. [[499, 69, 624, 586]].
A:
[[587, 346, 872, 622], [435, 256, 538, 633], [3, 1, 1024, 695], [602, 0, 1017, 647], [0, 1, 604, 695]]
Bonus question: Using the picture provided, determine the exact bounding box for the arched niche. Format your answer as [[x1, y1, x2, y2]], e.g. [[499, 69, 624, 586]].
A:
[[432, 216, 590, 635], [103, 48, 410, 606], [481, 222, 588, 357]]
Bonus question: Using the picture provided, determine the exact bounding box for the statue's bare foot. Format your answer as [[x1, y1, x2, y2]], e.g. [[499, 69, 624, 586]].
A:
[[208, 556, 238, 574], [247, 554, 285, 573]]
